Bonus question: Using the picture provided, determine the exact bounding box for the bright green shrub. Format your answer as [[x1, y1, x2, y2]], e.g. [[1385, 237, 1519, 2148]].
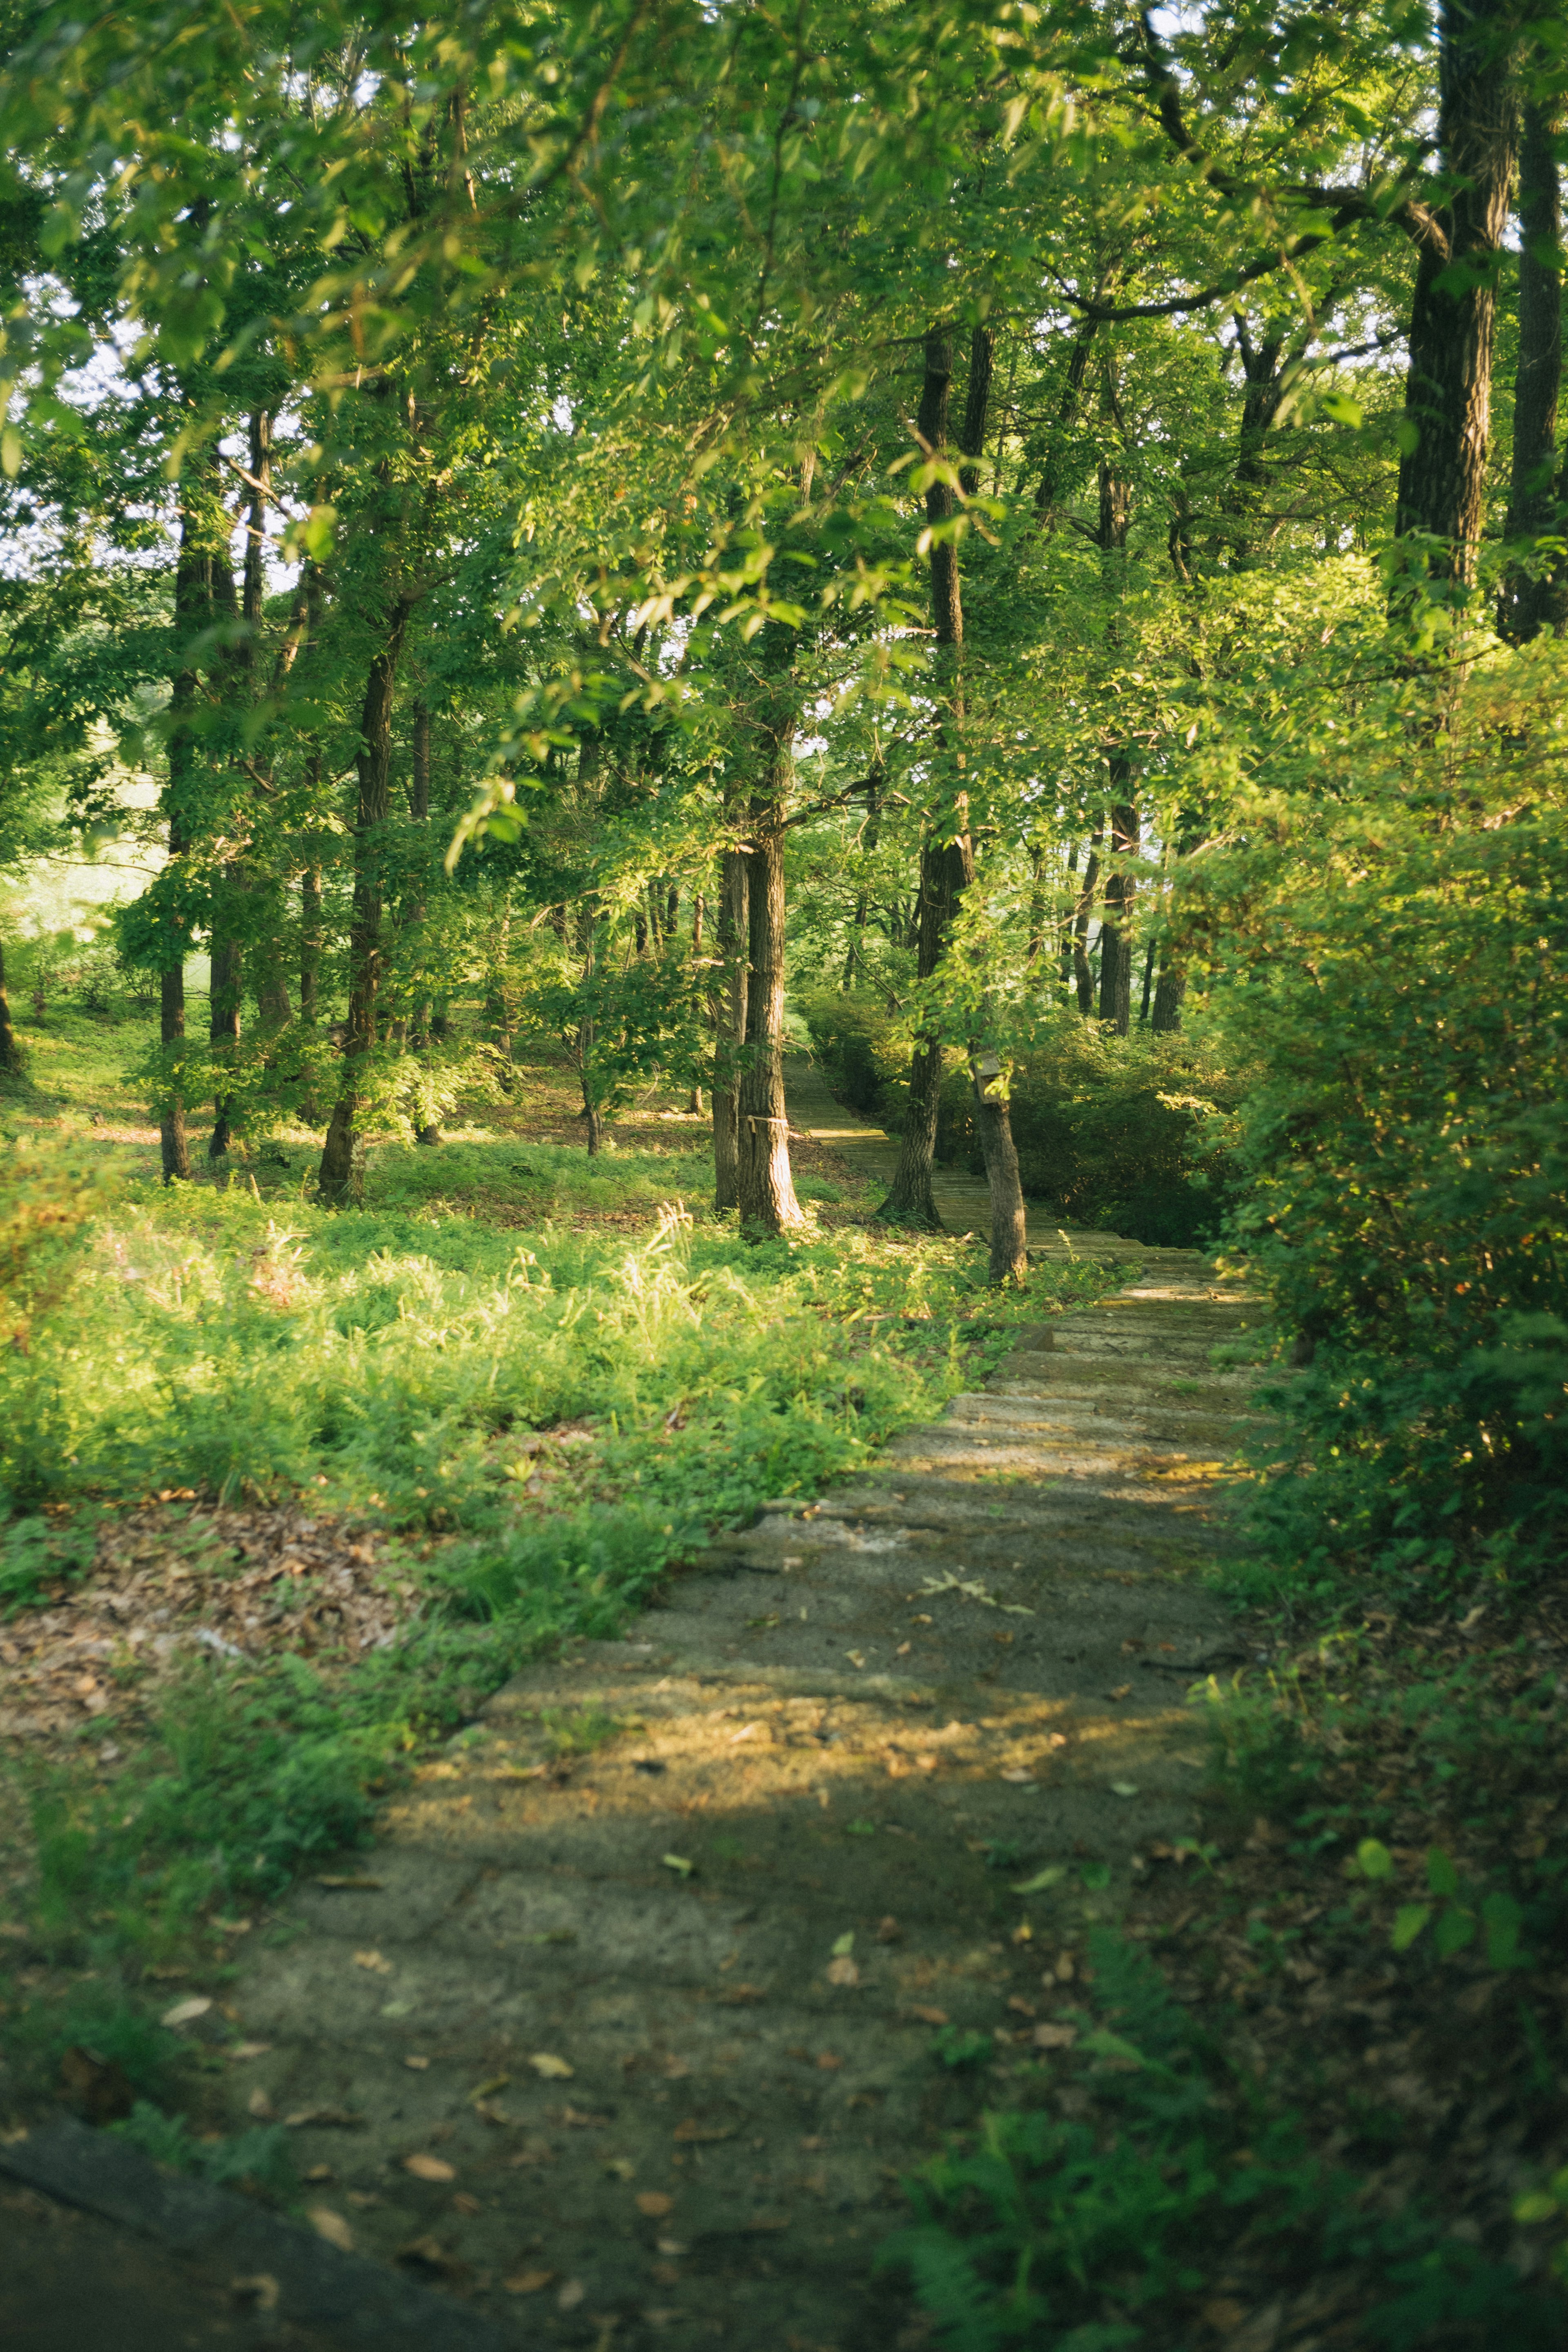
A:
[[1210, 810, 1568, 1590], [939, 1026, 1246, 1247]]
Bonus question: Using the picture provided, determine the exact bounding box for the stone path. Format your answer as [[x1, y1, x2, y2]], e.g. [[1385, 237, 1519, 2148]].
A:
[[208, 1076, 1262, 2351]]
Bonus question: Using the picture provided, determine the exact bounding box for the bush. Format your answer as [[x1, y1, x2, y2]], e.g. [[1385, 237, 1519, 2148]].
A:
[[798, 990, 910, 1116], [941, 1026, 1246, 1247], [1210, 809, 1568, 1593]]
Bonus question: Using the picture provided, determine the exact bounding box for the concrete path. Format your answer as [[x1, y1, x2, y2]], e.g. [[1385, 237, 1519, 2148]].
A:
[[207, 1076, 1263, 2351]]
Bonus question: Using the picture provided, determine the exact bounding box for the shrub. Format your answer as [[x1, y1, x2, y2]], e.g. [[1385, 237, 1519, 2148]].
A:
[[941, 1026, 1246, 1247]]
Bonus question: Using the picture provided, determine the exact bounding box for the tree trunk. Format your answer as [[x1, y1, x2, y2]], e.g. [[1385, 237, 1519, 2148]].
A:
[[1151, 965, 1187, 1034], [318, 598, 412, 1205], [0, 941, 22, 1074], [1073, 830, 1102, 1014], [1501, 98, 1566, 640], [1098, 793, 1139, 1036], [408, 699, 441, 1140], [160, 965, 191, 1181], [973, 1067, 1028, 1287], [1394, 0, 1517, 585], [736, 679, 804, 1236], [712, 847, 748, 1210], [1138, 937, 1157, 1024], [880, 327, 964, 1231]]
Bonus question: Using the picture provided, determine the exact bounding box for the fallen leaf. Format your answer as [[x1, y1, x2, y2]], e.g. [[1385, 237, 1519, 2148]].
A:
[[999, 1768, 1035, 1785], [559, 2104, 611, 2128], [160, 1996, 213, 2029], [528, 2052, 574, 2080], [308, 2207, 354, 2254], [604, 2156, 636, 2180], [875, 1915, 902, 1944], [452, 2192, 483, 2216], [1107, 1684, 1131, 1701], [1007, 1996, 1037, 2018], [380, 1999, 414, 2018], [557, 2280, 586, 2311], [895, 1642, 911, 1657], [225, 2042, 272, 2062], [316, 1875, 384, 1890], [903, 2005, 949, 2026], [285, 2107, 367, 2129], [229, 2275, 279, 2312], [661, 1853, 694, 1878], [505, 2270, 555, 2295], [673, 2118, 736, 2144], [396, 2234, 454, 2273], [468, 2073, 510, 2102], [247, 2087, 274, 2121], [637, 2192, 675, 2218], [404, 2056, 430, 2071], [303, 2165, 334, 2183], [1033, 2022, 1078, 2051], [844, 1650, 866, 1668], [403, 2154, 457, 2183], [825, 1956, 860, 1987], [1109, 1782, 1138, 1798], [1010, 1866, 1066, 1895], [353, 1949, 394, 1973], [815, 2052, 843, 2071]]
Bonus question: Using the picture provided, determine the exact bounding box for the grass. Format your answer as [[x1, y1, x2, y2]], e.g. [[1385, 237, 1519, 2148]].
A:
[[0, 994, 1114, 2120]]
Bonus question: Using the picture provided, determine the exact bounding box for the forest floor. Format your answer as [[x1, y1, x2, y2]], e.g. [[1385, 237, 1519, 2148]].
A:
[[2, 1008, 1566, 2351]]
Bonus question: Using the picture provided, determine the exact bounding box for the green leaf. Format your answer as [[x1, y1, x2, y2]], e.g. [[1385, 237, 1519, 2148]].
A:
[[0, 426, 20, 479], [1425, 1846, 1459, 1898], [1514, 2191, 1561, 2225], [831, 1931, 855, 1957], [1082, 2028, 1144, 2069], [1010, 1865, 1066, 1895], [660, 1852, 694, 1877], [1079, 1862, 1111, 1891], [1481, 1892, 1523, 1969], [1319, 390, 1363, 428], [1356, 1838, 1394, 1881], [1390, 1903, 1431, 1951], [1433, 1904, 1475, 1958]]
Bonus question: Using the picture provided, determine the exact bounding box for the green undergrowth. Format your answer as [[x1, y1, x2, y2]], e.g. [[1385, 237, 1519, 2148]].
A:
[[884, 1932, 1564, 2352], [0, 1156, 1110, 2111]]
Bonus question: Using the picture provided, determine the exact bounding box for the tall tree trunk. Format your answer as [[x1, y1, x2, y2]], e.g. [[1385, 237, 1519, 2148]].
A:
[[1097, 790, 1139, 1036], [712, 846, 748, 1210], [842, 759, 882, 988], [408, 698, 441, 1141], [880, 327, 964, 1230], [1501, 97, 1566, 640], [973, 1066, 1028, 1287], [1151, 966, 1187, 1034], [317, 597, 412, 1206], [1073, 829, 1102, 1014], [1138, 937, 1157, 1025], [0, 942, 19, 1074], [1394, 0, 1517, 585], [736, 649, 804, 1236], [688, 892, 705, 1114], [205, 545, 244, 1159], [159, 493, 212, 1169]]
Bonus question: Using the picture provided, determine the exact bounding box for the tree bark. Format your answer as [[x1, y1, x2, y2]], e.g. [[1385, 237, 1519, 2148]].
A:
[[408, 698, 441, 1139], [317, 596, 413, 1206], [1151, 965, 1187, 1034], [973, 1067, 1028, 1286], [712, 846, 749, 1210], [1501, 98, 1566, 640], [205, 545, 244, 1159], [1098, 791, 1139, 1035], [736, 650, 804, 1236], [1073, 829, 1102, 1014], [1394, 0, 1517, 583], [881, 329, 963, 1230], [0, 942, 22, 1074]]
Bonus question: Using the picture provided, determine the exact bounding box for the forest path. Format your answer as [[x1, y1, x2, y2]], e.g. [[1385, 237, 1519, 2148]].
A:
[[209, 1078, 1263, 2352]]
